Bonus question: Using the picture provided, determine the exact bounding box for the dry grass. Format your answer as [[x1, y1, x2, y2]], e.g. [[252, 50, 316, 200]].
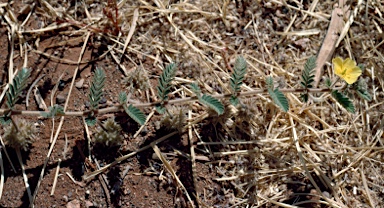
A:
[[1, 0, 384, 207]]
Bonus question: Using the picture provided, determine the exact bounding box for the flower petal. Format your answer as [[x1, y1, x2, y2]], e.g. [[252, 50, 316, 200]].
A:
[[344, 66, 362, 84], [343, 58, 357, 72], [332, 57, 344, 76]]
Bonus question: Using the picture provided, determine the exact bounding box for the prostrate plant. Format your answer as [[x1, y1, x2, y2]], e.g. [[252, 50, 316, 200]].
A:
[[329, 57, 370, 113]]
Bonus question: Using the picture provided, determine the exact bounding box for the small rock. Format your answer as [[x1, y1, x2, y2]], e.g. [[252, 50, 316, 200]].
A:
[[85, 200, 93, 208], [58, 80, 65, 91], [144, 190, 149, 198], [99, 97, 107, 104], [56, 94, 66, 104], [63, 195, 69, 202], [84, 101, 90, 108], [83, 84, 89, 89], [66, 199, 80, 208], [75, 78, 84, 89]]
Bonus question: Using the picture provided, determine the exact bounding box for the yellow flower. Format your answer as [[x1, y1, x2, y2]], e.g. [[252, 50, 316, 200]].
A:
[[332, 57, 362, 84]]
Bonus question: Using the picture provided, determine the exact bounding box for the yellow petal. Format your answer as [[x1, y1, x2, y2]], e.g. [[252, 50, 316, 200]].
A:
[[343, 58, 357, 72], [332, 57, 344, 76], [344, 66, 362, 84]]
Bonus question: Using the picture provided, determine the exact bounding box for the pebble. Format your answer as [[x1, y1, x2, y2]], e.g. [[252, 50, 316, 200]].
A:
[[56, 94, 66, 104], [75, 78, 84, 88], [85, 200, 93, 208], [58, 80, 65, 91], [99, 97, 107, 104]]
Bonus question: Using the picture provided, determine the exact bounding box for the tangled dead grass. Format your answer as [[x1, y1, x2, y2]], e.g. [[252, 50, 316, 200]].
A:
[[0, 0, 383, 207]]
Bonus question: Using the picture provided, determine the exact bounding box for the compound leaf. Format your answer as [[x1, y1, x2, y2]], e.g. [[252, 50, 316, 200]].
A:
[[124, 104, 146, 125], [230, 56, 247, 93], [157, 63, 177, 101], [332, 90, 355, 113], [199, 94, 224, 115], [6, 68, 31, 108], [268, 89, 289, 112], [88, 67, 106, 109], [300, 56, 316, 88]]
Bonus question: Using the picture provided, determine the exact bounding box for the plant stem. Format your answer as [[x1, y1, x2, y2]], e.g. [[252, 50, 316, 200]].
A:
[[0, 87, 338, 117]]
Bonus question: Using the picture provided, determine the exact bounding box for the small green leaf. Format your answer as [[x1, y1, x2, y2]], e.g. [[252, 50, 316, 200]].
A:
[[332, 90, 355, 113], [157, 63, 177, 101], [88, 67, 106, 109], [85, 116, 97, 126], [355, 78, 372, 101], [268, 89, 289, 112], [155, 104, 166, 114], [300, 56, 316, 89], [41, 104, 64, 118], [325, 78, 332, 88], [230, 56, 247, 93], [300, 93, 309, 102], [189, 83, 201, 96], [124, 104, 146, 125], [266, 76, 274, 90], [6, 68, 31, 109], [118, 92, 127, 104], [229, 95, 239, 106], [199, 94, 224, 115], [0, 116, 12, 125]]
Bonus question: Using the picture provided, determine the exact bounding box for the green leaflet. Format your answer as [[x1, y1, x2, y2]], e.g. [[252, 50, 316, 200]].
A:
[[332, 90, 355, 113], [118, 91, 127, 104], [355, 78, 372, 101], [266, 76, 274, 90], [266, 76, 289, 112], [300, 56, 316, 102], [200, 94, 224, 115], [123, 104, 146, 125], [157, 63, 177, 101], [119, 92, 146, 125], [6, 68, 31, 109], [190, 83, 224, 115], [85, 116, 97, 126], [229, 56, 247, 106], [189, 82, 201, 96], [88, 68, 106, 109], [40, 104, 64, 118], [268, 88, 289, 112], [300, 56, 316, 89]]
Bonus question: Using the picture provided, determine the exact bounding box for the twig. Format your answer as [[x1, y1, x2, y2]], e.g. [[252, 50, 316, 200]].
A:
[[50, 159, 61, 195], [16, 148, 33, 206], [0, 146, 4, 200], [26, 74, 45, 110]]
